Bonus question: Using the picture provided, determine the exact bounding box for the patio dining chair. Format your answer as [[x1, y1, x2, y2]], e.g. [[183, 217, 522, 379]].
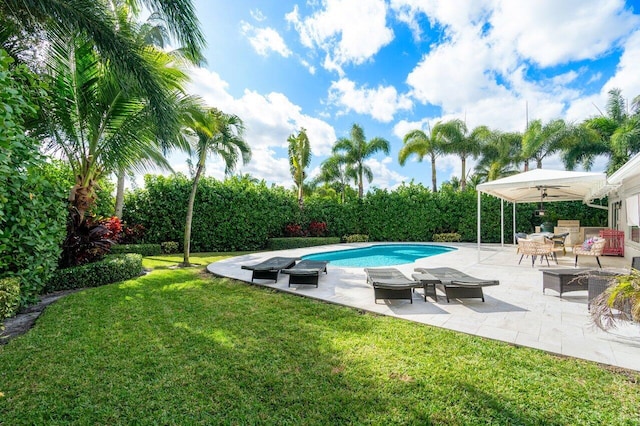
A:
[[517, 238, 555, 267]]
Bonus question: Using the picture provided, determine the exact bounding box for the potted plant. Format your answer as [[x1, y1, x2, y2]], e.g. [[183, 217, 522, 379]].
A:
[[590, 269, 640, 330]]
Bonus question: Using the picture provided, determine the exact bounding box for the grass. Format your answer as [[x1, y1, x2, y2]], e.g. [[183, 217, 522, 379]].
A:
[[1, 254, 639, 425]]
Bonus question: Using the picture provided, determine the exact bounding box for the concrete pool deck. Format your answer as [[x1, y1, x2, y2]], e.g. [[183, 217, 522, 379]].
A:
[[207, 242, 640, 372]]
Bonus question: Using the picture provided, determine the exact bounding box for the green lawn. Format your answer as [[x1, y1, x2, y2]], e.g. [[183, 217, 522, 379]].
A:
[[1, 253, 639, 425]]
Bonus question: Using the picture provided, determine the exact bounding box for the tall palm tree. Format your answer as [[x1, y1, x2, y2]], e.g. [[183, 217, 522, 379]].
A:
[[435, 119, 483, 190], [316, 155, 355, 203], [398, 124, 442, 192], [333, 124, 390, 198], [563, 89, 640, 173], [40, 28, 188, 221], [474, 128, 522, 181], [180, 107, 251, 266], [521, 118, 571, 169], [1, 0, 205, 145], [287, 127, 311, 208]]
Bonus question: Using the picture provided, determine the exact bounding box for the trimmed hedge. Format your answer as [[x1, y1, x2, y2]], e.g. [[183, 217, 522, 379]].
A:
[[123, 176, 608, 250], [267, 237, 341, 250], [0, 277, 21, 322], [110, 244, 162, 256], [344, 234, 369, 243], [433, 233, 462, 242], [44, 254, 143, 293]]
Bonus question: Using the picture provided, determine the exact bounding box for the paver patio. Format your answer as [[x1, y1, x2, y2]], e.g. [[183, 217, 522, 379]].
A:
[[207, 242, 640, 371]]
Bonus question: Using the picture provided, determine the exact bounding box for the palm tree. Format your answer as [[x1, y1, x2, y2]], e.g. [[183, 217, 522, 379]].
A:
[[521, 118, 571, 169], [1, 0, 205, 146], [287, 128, 311, 208], [180, 107, 251, 266], [316, 155, 355, 203], [562, 89, 640, 173], [398, 124, 442, 192], [474, 129, 522, 181], [333, 124, 390, 198], [435, 119, 483, 190], [40, 28, 188, 221]]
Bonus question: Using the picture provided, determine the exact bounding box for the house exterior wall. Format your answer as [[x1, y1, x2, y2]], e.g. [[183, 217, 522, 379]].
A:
[[607, 168, 640, 261]]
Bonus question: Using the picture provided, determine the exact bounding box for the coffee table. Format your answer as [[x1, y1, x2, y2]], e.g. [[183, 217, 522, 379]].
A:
[[411, 273, 439, 302], [540, 268, 590, 297]]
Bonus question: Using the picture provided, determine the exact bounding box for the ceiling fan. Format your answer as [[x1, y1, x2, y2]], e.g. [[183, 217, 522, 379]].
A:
[[534, 185, 567, 216]]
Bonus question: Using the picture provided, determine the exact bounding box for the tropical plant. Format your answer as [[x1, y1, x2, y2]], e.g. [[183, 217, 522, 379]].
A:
[[521, 118, 572, 169], [287, 127, 312, 208], [562, 89, 640, 173], [333, 123, 390, 198], [398, 124, 443, 192], [590, 269, 640, 330], [0, 0, 205, 143], [315, 155, 355, 203], [434, 119, 483, 190], [180, 107, 251, 265], [474, 128, 522, 182]]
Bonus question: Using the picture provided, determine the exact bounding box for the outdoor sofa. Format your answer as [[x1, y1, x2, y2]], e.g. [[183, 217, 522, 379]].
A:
[[241, 257, 298, 282], [281, 260, 328, 287]]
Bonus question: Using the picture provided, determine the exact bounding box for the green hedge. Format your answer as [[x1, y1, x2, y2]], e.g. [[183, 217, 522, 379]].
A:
[[123, 176, 608, 250], [110, 243, 162, 256], [43, 254, 143, 293], [0, 277, 21, 322], [267, 237, 341, 250]]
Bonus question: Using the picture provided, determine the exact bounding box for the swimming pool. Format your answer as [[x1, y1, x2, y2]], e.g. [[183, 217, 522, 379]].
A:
[[302, 244, 456, 267]]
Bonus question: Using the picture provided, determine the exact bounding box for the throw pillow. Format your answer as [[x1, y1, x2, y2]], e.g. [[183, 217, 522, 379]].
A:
[[581, 237, 595, 251]]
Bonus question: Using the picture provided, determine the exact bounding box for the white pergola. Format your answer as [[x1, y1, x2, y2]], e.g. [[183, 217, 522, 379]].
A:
[[475, 169, 608, 261]]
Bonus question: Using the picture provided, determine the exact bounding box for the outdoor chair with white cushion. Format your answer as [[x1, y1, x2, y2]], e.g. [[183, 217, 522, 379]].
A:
[[573, 237, 607, 268]]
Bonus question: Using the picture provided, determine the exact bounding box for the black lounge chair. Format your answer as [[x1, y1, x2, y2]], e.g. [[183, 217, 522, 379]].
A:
[[413, 267, 499, 303], [364, 268, 421, 304], [241, 257, 298, 282], [281, 260, 328, 287]]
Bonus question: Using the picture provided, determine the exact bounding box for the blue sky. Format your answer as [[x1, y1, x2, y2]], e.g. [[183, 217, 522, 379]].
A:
[[160, 0, 640, 192]]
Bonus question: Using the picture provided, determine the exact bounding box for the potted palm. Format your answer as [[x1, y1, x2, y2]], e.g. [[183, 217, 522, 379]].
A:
[[590, 268, 640, 330]]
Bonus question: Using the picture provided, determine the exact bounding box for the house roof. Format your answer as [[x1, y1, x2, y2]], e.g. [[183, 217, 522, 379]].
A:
[[476, 168, 607, 203]]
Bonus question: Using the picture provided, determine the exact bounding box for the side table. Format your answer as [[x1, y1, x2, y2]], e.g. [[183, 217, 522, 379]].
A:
[[540, 268, 590, 297], [411, 273, 440, 302]]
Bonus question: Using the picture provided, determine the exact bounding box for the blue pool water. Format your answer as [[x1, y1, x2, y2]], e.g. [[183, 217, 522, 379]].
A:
[[302, 244, 456, 267]]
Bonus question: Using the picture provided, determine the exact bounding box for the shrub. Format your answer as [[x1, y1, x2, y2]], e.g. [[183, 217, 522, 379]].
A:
[[0, 277, 21, 323], [120, 223, 146, 244], [161, 241, 179, 254], [267, 237, 341, 250], [110, 244, 162, 256], [308, 221, 328, 237], [0, 50, 67, 306], [284, 223, 305, 237], [344, 234, 369, 243], [59, 211, 115, 268], [102, 216, 123, 242], [44, 254, 143, 293], [432, 232, 462, 242]]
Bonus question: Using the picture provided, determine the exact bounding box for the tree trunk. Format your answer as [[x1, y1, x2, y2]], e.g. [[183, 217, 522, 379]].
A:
[[183, 164, 204, 266], [537, 158, 543, 169], [524, 160, 529, 172], [115, 170, 125, 217], [460, 157, 467, 191], [430, 154, 437, 192], [358, 170, 364, 198], [69, 176, 96, 221], [298, 184, 304, 209]]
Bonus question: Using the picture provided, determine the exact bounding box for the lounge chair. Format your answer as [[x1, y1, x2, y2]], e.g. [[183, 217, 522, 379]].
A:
[[241, 257, 298, 282], [364, 268, 421, 304], [573, 237, 606, 268], [413, 267, 499, 302], [281, 260, 328, 287]]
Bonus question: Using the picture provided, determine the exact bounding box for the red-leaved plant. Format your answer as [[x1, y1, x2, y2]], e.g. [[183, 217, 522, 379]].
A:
[[284, 223, 304, 237], [308, 221, 328, 237]]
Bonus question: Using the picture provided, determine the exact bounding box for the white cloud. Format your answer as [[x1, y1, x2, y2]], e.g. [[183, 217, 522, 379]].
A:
[[490, 0, 638, 67], [602, 29, 640, 98], [286, 0, 394, 74], [365, 157, 409, 191], [250, 9, 266, 22], [240, 22, 292, 57], [179, 68, 337, 186], [328, 78, 413, 122]]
